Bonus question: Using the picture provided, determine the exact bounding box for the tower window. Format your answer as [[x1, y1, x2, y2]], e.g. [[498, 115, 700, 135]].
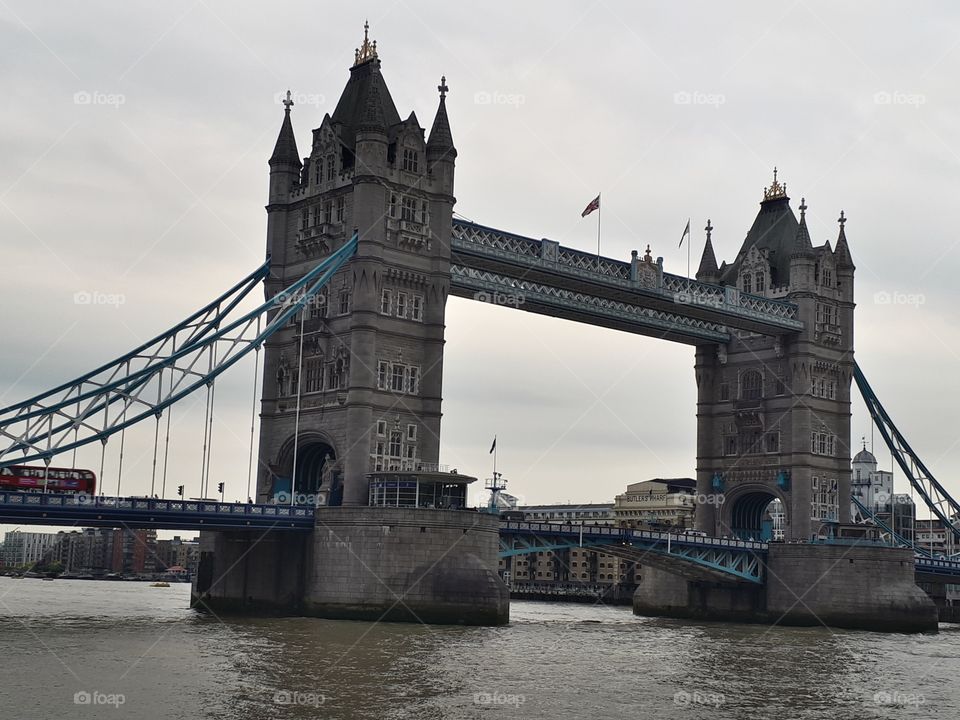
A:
[[411, 295, 423, 322], [719, 382, 729, 401], [406, 424, 417, 441], [338, 289, 350, 316], [389, 194, 397, 218], [755, 273, 765, 292], [376, 420, 387, 436], [739, 370, 763, 401], [315, 158, 323, 185], [742, 272, 752, 294], [326, 154, 335, 182], [391, 365, 405, 392], [389, 431, 402, 458], [323, 201, 332, 224], [336, 196, 345, 223], [304, 358, 324, 394], [401, 197, 416, 222], [300, 210, 309, 230], [380, 289, 392, 315], [407, 367, 420, 395], [402, 148, 419, 173], [396, 292, 407, 319], [377, 361, 389, 391]]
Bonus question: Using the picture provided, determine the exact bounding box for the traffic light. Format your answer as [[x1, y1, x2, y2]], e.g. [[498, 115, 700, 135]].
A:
[[177, 485, 184, 497], [217, 482, 224, 494]]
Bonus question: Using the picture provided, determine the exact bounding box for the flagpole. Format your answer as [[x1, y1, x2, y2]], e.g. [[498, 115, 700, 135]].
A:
[[492, 435, 497, 483], [597, 194, 601, 260], [686, 216, 691, 285]]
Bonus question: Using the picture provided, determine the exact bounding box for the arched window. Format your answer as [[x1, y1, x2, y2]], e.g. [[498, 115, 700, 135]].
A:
[[755, 272, 765, 292], [742, 273, 752, 294], [740, 370, 763, 400]]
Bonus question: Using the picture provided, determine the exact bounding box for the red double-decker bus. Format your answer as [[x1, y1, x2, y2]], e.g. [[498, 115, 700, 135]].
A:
[[0, 465, 97, 494]]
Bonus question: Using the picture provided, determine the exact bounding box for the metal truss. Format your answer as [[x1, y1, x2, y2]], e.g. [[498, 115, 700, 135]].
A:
[[451, 218, 802, 333], [0, 236, 358, 467], [854, 362, 960, 544], [450, 265, 731, 344], [498, 522, 766, 584]]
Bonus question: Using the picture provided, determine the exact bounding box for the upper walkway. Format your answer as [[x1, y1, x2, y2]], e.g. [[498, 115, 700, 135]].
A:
[[449, 219, 804, 344]]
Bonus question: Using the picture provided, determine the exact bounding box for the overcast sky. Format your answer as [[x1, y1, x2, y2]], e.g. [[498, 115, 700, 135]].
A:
[[2, 1, 960, 539]]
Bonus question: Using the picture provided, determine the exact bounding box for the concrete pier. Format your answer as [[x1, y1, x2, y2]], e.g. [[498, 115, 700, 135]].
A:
[[633, 544, 938, 633], [192, 508, 509, 626]]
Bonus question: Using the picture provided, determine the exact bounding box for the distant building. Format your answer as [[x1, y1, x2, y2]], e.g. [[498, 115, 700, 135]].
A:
[[613, 478, 695, 530], [1, 531, 58, 567], [49, 529, 110, 574], [850, 445, 893, 515], [518, 503, 615, 525], [914, 518, 958, 557], [156, 536, 200, 574]]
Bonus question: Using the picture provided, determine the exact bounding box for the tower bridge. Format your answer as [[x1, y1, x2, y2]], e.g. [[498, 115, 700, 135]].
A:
[[1, 24, 956, 632]]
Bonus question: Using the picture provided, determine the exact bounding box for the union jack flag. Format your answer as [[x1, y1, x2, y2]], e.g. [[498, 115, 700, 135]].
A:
[[581, 194, 600, 217]]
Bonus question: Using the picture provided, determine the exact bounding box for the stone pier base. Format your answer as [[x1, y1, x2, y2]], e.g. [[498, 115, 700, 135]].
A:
[[192, 507, 509, 626], [633, 544, 938, 633], [305, 507, 509, 625]]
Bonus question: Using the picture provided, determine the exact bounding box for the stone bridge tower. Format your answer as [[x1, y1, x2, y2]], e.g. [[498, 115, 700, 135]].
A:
[[256, 25, 456, 506], [693, 172, 856, 541]]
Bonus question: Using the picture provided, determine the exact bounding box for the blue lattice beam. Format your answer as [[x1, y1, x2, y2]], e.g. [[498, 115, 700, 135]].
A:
[[0, 236, 358, 466]]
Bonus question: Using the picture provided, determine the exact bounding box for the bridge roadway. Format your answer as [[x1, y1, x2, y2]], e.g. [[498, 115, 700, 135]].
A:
[[2, 493, 958, 584], [0, 491, 314, 532]]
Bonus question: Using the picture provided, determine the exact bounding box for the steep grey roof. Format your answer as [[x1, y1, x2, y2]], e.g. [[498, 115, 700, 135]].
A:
[[331, 58, 401, 145], [427, 94, 455, 157], [720, 195, 799, 287], [269, 108, 301, 166], [696, 234, 719, 279]]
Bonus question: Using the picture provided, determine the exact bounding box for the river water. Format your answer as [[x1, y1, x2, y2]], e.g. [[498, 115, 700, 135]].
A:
[[0, 577, 957, 719]]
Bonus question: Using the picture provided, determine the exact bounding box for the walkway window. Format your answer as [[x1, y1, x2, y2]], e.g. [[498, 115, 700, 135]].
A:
[[740, 370, 763, 400]]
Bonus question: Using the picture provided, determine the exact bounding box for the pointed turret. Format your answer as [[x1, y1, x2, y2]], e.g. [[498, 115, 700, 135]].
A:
[[696, 219, 720, 282], [834, 210, 855, 269], [791, 197, 815, 258], [270, 91, 301, 167], [427, 76, 456, 160]]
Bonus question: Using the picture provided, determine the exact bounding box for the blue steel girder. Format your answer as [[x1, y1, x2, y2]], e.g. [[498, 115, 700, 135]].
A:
[[451, 219, 803, 338], [0, 491, 315, 531], [499, 522, 767, 584], [450, 264, 730, 345], [0, 236, 358, 467]]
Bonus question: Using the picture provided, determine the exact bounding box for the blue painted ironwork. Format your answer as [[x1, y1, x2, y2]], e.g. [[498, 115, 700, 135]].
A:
[[499, 521, 767, 584], [0, 236, 358, 467], [451, 219, 804, 337], [854, 362, 960, 544], [0, 491, 315, 531], [851, 496, 931, 557]]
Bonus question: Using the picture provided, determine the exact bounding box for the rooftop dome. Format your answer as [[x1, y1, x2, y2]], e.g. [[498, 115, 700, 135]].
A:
[[853, 447, 877, 464]]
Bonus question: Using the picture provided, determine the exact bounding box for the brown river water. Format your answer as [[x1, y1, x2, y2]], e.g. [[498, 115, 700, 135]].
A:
[[0, 577, 957, 719]]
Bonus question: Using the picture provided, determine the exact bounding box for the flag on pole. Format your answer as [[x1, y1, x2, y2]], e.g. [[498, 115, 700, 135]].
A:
[[581, 195, 600, 217], [489, 437, 497, 454], [679, 218, 690, 248]]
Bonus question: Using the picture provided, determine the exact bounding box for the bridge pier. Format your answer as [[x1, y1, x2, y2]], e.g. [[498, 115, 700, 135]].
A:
[[633, 544, 938, 633], [192, 508, 509, 625]]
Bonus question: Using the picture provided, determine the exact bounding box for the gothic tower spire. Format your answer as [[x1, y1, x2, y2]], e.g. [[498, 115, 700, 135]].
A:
[[696, 219, 719, 281], [269, 90, 301, 167], [427, 75, 456, 160]]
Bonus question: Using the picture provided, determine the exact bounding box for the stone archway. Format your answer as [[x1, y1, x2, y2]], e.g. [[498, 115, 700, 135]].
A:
[[275, 433, 340, 506], [722, 485, 787, 541]]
